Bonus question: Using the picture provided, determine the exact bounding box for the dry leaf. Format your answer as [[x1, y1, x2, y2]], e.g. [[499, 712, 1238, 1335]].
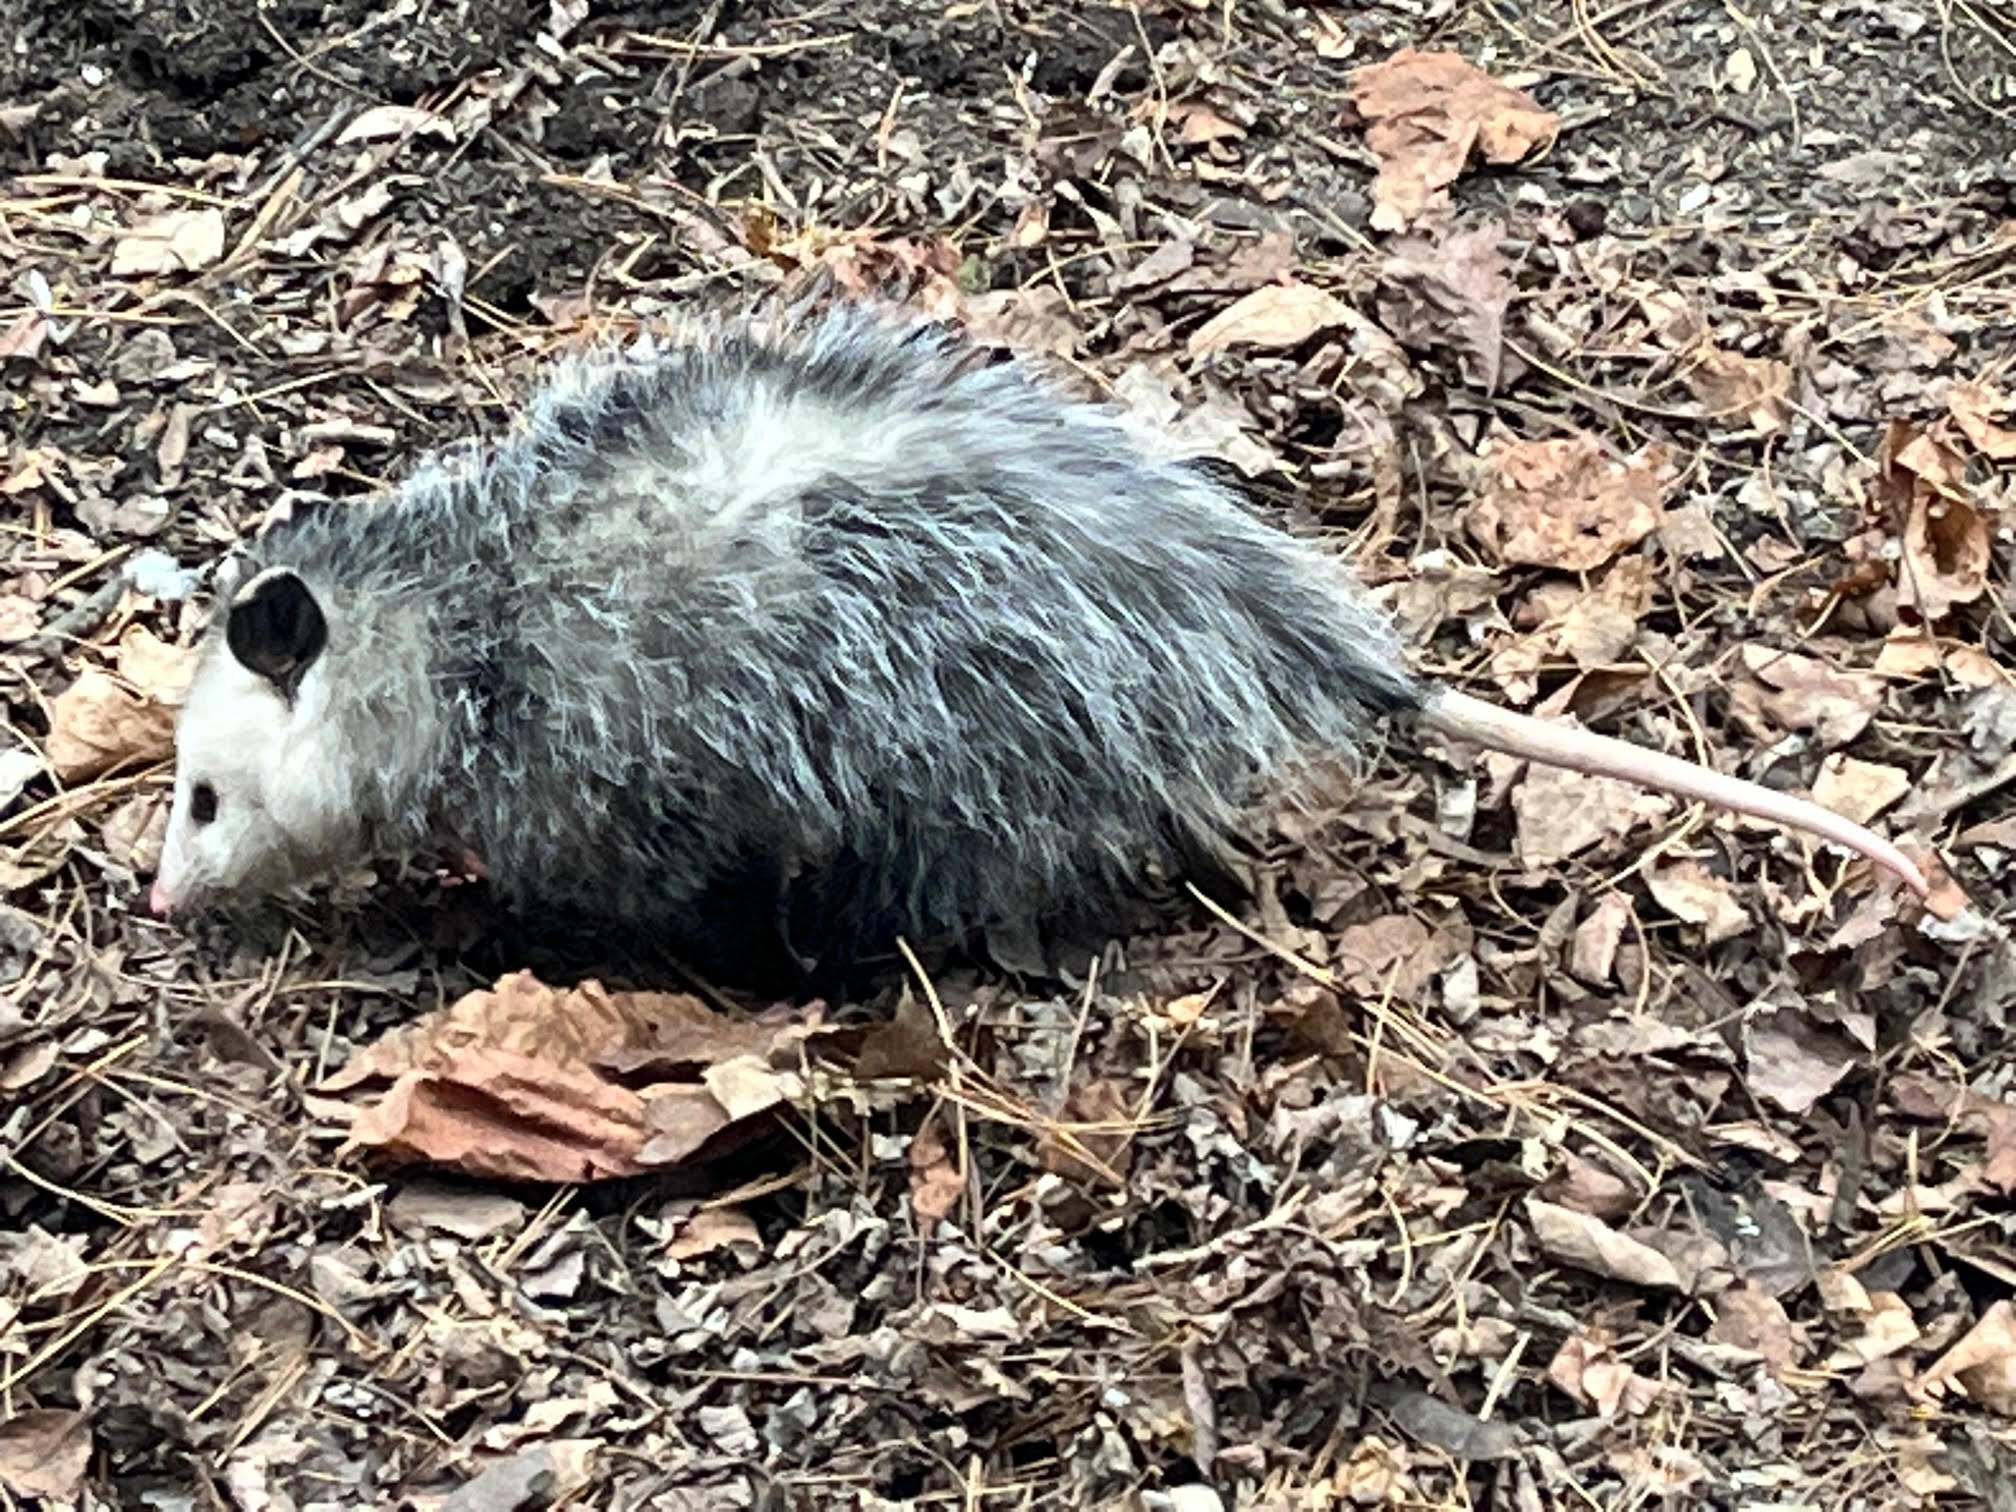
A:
[[662, 1206, 763, 1263], [1822, 1290, 1920, 1369], [1347, 49, 1559, 230], [1187, 282, 1352, 357], [909, 1116, 965, 1224], [1728, 646, 1885, 750], [1743, 1011, 1858, 1117], [1513, 764, 1674, 869], [1569, 894, 1632, 985], [1546, 1328, 1668, 1416], [322, 971, 827, 1182], [1948, 380, 2016, 460], [0, 1410, 91, 1501], [1333, 913, 1467, 1002], [1810, 755, 1910, 825], [1922, 1299, 2016, 1414], [1875, 420, 1989, 620], [1375, 221, 1514, 391], [1526, 1197, 1685, 1289], [1467, 436, 1668, 571], [1681, 344, 1790, 433], [111, 208, 227, 277], [44, 668, 178, 781], [1705, 1282, 1800, 1372], [1645, 859, 1750, 944]]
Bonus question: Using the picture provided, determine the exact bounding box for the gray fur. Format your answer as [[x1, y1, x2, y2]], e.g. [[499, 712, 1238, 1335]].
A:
[[163, 304, 1425, 983]]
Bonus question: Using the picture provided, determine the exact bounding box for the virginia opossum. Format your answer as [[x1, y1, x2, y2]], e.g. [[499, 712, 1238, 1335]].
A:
[[147, 302, 1929, 990]]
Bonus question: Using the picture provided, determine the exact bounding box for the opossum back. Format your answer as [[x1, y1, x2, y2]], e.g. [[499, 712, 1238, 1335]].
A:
[[447, 308, 1427, 979]]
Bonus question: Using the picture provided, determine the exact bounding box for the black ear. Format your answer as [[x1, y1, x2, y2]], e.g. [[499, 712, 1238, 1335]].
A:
[[226, 567, 327, 696]]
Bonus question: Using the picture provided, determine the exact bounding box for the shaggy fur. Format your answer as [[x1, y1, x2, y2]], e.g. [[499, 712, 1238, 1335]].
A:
[[156, 304, 1426, 987]]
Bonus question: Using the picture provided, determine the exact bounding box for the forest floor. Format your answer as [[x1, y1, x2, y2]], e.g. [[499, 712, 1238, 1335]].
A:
[[4, 0, 2016, 1507]]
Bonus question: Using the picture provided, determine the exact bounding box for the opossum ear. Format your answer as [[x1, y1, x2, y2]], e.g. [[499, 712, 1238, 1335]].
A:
[[226, 567, 327, 696]]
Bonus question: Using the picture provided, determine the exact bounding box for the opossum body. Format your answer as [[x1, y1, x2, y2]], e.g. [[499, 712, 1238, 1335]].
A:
[[150, 304, 1928, 988]]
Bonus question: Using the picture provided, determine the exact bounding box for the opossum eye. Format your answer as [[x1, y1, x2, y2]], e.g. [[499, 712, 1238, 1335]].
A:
[[191, 783, 218, 825]]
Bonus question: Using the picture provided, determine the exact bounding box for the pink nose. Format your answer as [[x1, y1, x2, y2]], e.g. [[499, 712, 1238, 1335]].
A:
[[147, 878, 173, 918]]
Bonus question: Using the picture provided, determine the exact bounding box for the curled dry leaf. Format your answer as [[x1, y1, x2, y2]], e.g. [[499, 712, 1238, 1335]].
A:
[[1921, 1299, 2016, 1415], [1704, 1281, 1801, 1372], [321, 971, 831, 1183], [1186, 281, 1353, 358], [1822, 1290, 1921, 1370], [1546, 1327, 1667, 1417], [1877, 421, 1990, 621], [1948, 379, 2016, 460], [1645, 858, 1751, 945], [1467, 435, 1668, 571], [111, 208, 227, 277], [1680, 344, 1791, 433], [1728, 645, 1885, 751], [46, 670, 177, 782], [1332, 912, 1468, 1002], [1525, 1196, 1685, 1290], [1346, 49, 1559, 231]]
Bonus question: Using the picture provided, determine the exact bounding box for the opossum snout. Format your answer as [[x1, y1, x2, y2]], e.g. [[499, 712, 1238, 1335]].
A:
[[146, 878, 175, 919]]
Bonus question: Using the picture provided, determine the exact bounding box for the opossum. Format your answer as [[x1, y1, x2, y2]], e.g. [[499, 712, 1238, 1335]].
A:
[[146, 302, 1929, 990]]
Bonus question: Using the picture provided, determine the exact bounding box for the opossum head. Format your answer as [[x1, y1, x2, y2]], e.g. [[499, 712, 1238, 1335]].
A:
[[149, 564, 369, 917]]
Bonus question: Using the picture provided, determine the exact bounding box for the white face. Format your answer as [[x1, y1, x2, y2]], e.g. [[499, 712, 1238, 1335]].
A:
[[149, 568, 359, 917]]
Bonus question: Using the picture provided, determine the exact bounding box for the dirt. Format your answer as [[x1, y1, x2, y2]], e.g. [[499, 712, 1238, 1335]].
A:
[[4, 0, 2016, 1505]]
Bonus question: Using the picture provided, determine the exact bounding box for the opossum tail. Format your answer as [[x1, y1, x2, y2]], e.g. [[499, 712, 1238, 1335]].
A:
[[1416, 686, 1931, 897]]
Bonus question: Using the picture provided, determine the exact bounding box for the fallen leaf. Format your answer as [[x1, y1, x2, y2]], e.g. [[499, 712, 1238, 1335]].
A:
[[1729, 646, 1885, 751], [909, 1116, 964, 1223], [1347, 49, 1559, 230], [1743, 1011, 1858, 1116], [1332, 913, 1468, 1002], [662, 1206, 764, 1263], [1526, 1197, 1685, 1289], [111, 208, 227, 277], [1376, 220, 1514, 390], [1810, 755, 1910, 825], [1467, 436, 1668, 571], [1569, 893, 1632, 985], [1823, 1290, 1920, 1369], [1681, 344, 1790, 433], [1187, 281, 1353, 357], [1513, 764, 1674, 869], [1922, 1299, 2016, 1414], [1948, 379, 2016, 460], [322, 971, 829, 1182], [1705, 1282, 1801, 1372], [0, 1410, 91, 1501], [1546, 1327, 1668, 1416], [44, 668, 178, 781], [1644, 859, 1751, 944]]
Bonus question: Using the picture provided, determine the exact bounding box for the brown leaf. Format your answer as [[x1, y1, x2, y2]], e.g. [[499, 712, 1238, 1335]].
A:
[[1526, 1197, 1685, 1290], [1681, 344, 1791, 433], [1922, 1299, 2016, 1415], [909, 1115, 965, 1224], [1810, 755, 1910, 825], [1877, 420, 1990, 620], [1347, 49, 1559, 230], [111, 208, 227, 277], [1644, 859, 1751, 945], [1948, 379, 2016, 460], [1467, 436, 1668, 571], [1742, 1011, 1857, 1117], [1375, 221, 1514, 391], [0, 1409, 91, 1501], [1187, 282, 1353, 357], [1728, 645, 1885, 750], [45, 668, 178, 782], [1546, 1328, 1667, 1417], [1333, 912, 1467, 1002], [1569, 893, 1632, 985], [322, 971, 827, 1182], [1513, 763, 1674, 870], [1705, 1281, 1801, 1372]]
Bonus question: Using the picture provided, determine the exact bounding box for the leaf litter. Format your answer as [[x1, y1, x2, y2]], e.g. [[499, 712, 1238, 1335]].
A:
[[2, 0, 2014, 1506]]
